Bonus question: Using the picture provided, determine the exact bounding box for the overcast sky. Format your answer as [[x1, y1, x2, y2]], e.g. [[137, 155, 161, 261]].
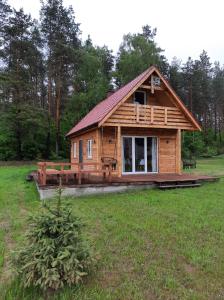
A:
[[8, 0, 224, 64]]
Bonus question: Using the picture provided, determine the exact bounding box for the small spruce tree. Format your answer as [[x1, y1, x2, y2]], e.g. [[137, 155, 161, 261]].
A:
[[14, 182, 93, 291]]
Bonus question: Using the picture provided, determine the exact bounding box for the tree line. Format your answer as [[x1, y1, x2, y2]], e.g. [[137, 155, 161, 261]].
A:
[[0, 0, 224, 160]]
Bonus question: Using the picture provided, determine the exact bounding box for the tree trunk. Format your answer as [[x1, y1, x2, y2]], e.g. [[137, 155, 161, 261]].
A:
[[55, 77, 61, 156]]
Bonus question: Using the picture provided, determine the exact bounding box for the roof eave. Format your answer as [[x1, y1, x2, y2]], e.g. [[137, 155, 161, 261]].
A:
[[66, 123, 98, 139]]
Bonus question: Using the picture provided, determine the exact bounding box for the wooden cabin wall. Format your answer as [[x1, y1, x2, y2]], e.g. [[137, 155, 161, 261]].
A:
[[101, 127, 180, 175], [70, 129, 98, 170], [100, 127, 117, 159], [70, 127, 181, 174], [125, 90, 175, 107], [155, 91, 175, 107], [119, 127, 178, 173], [159, 132, 177, 173]]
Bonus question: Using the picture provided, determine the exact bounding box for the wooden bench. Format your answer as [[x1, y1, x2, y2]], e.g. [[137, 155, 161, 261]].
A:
[[182, 159, 197, 169], [101, 157, 117, 171], [77, 162, 112, 184]]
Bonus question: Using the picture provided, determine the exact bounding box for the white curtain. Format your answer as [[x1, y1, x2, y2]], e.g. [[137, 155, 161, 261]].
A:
[[152, 137, 158, 172]]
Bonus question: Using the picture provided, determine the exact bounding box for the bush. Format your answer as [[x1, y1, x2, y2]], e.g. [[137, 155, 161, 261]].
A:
[[14, 189, 93, 291], [201, 146, 217, 158]]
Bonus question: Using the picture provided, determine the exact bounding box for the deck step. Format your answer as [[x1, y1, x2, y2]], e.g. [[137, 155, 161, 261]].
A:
[[158, 183, 201, 189]]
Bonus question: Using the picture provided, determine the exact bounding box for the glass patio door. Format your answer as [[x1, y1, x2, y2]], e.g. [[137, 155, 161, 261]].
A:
[[123, 137, 133, 172], [123, 136, 158, 174], [134, 137, 146, 172]]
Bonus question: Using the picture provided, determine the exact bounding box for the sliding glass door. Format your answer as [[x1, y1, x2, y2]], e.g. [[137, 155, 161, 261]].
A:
[[122, 136, 158, 174], [135, 137, 145, 172], [123, 137, 133, 172]]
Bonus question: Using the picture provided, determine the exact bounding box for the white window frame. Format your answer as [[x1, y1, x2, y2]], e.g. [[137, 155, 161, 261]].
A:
[[122, 136, 158, 174], [73, 142, 77, 158], [133, 90, 146, 105], [87, 139, 93, 159]]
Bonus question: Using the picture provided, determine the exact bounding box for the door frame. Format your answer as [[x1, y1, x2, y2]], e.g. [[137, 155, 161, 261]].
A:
[[122, 135, 158, 175]]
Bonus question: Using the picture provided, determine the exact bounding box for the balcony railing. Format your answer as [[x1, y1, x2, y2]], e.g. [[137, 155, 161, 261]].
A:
[[105, 103, 193, 130]]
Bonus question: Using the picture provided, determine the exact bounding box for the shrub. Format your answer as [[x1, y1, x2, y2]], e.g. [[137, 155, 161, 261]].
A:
[[202, 146, 217, 158], [14, 189, 93, 291]]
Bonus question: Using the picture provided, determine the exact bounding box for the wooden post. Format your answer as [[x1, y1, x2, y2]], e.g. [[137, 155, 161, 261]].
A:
[[136, 104, 139, 123], [164, 107, 168, 125], [96, 128, 101, 170], [42, 163, 46, 186], [108, 163, 112, 182], [151, 106, 154, 124], [117, 126, 122, 177], [151, 75, 154, 94], [78, 163, 82, 184], [176, 129, 182, 174]]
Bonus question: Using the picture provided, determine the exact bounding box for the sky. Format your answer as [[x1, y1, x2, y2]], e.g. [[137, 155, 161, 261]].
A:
[[7, 0, 224, 64]]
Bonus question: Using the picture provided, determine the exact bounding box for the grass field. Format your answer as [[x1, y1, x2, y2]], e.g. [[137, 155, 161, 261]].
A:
[[0, 157, 224, 299]]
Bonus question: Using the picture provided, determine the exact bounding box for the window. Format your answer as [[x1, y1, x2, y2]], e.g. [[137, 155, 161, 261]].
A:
[[87, 139, 92, 158], [133, 91, 146, 105], [73, 142, 77, 158], [122, 136, 158, 173]]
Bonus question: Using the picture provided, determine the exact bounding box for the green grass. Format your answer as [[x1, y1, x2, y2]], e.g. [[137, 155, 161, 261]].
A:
[[185, 154, 224, 176], [0, 157, 224, 299]]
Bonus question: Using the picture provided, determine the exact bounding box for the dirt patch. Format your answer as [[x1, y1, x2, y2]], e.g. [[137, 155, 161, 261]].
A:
[[0, 221, 10, 232], [98, 258, 136, 289], [98, 270, 121, 289], [183, 262, 197, 274]]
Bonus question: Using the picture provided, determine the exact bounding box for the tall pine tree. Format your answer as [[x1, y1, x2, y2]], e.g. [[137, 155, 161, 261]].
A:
[[40, 0, 81, 156]]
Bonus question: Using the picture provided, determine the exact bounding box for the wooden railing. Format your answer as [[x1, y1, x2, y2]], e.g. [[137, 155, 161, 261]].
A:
[[105, 103, 194, 130], [37, 162, 112, 186]]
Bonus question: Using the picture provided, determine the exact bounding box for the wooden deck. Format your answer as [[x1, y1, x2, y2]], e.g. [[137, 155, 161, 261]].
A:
[[34, 171, 218, 189], [117, 173, 217, 183], [33, 170, 219, 199]]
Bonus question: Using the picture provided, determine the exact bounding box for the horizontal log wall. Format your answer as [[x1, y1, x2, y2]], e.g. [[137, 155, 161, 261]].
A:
[[104, 103, 194, 130], [101, 127, 179, 175], [70, 129, 98, 171]]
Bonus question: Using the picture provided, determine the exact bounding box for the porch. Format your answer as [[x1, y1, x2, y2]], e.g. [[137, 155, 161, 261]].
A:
[[34, 162, 218, 199], [36, 170, 217, 188]]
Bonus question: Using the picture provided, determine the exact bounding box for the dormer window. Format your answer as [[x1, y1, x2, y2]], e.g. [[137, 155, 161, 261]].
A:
[[133, 91, 146, 105]]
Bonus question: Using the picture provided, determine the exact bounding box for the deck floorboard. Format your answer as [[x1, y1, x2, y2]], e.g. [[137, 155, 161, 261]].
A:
[[33, 171, 219, 189]]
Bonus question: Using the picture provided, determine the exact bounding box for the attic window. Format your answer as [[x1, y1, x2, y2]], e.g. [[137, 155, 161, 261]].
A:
[[133, 91, 146, 105], [151, 75, 160, 86]]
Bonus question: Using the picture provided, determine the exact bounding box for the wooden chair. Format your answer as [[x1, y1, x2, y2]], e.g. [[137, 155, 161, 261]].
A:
[[182, 159, 197, 169], [101, 157, 117, 170]]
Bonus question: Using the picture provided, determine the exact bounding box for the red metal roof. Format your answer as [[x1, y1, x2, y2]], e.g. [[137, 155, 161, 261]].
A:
[[66, 66, 154, 137]]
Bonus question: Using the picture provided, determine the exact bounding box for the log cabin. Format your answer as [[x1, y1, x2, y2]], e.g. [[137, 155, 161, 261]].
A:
[[66, 66, 201, 178]]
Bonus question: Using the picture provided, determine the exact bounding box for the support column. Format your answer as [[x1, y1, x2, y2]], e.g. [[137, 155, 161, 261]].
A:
[[96, 128, 101, 169], [117, 126, 122, 177], [176, 129, 182, 174]]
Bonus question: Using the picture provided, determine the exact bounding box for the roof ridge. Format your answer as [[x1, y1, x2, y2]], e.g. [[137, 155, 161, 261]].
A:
[[91, 66, 152, 108], [66, 66, 155, 137]]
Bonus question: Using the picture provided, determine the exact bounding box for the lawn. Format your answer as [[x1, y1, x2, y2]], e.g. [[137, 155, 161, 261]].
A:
[[0, 157, 224, 299]]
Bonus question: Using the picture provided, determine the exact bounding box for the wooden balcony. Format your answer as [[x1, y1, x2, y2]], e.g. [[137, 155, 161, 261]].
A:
[[104, 103, 194, 130]]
